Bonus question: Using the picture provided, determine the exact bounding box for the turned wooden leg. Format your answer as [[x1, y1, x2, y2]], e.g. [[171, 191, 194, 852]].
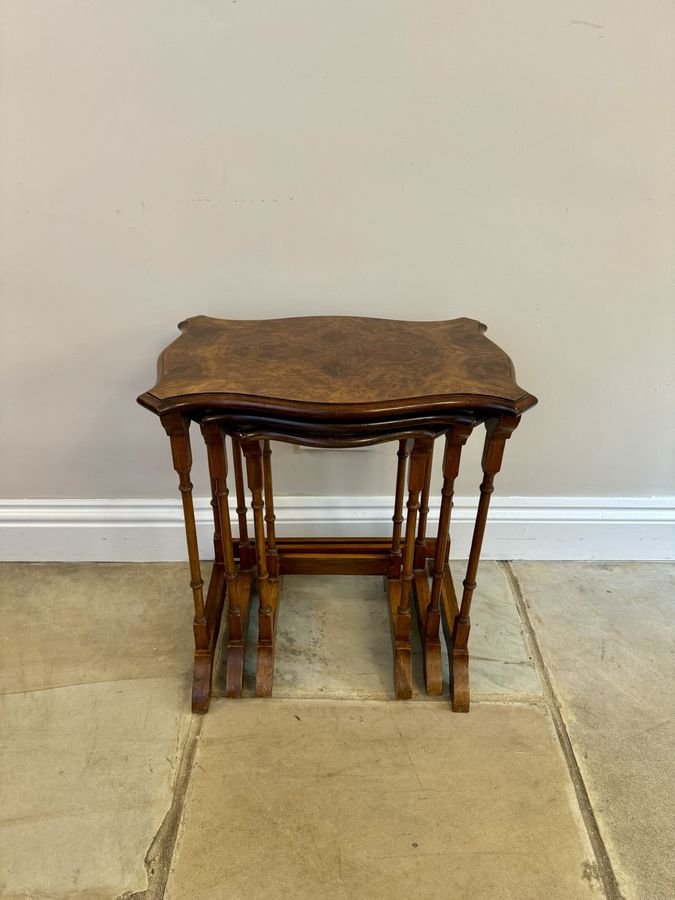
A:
[[262, 440, 279, 580], [230, 437, 254, 684], [242, 439, 280, 697], [415, 422, 473, 695], [388, 439, 413, 580], [203, 423, 226, 699], [201, 423, 254, 698], [162, 413, 213, 714], [387, 437, 431, 699], [207, 450, 224, 568], [201, 425, 237, 598], [413, 442, 434, 570], [450, 414, 520, 711], [232, 436, 255, 571]]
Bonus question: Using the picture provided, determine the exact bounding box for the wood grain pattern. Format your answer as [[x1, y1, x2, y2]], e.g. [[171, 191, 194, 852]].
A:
[[139, 315, 537, 713], [138, 315, 537, 420]]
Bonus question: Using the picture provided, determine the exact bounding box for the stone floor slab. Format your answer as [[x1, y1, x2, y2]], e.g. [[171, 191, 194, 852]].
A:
[[512, 562, 675, 900], [165, 699, 598, 900], [0, 562, 197, 694], [442, 560, 541, 697], [0, 675, 192, 899], [227, 564, 540, 701]]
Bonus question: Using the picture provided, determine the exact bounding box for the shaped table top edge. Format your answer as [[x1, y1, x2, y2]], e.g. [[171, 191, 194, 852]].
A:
[[137, 314, 538, 422]]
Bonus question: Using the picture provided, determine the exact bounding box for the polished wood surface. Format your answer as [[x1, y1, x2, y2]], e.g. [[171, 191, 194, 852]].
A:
[[138, 315, 536, 420], [414, 421, 472, 695], [139, 315, 537, 713], [161, 412, 225, 713], [391, 439, 412, 576], [448, 414, 520, 711], [242, 439, 280, 698]]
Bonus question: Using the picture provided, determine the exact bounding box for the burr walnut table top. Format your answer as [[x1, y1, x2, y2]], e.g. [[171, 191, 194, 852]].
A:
[[137, 315, 537, 420]]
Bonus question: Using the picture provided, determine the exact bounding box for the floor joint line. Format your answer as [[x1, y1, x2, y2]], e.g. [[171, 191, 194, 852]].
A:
[[501, 561, 626, 900], [117, 714, 203, 900]]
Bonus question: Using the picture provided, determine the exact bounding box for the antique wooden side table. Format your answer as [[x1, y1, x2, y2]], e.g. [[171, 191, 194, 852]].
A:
[[138, 315, 537, 714]]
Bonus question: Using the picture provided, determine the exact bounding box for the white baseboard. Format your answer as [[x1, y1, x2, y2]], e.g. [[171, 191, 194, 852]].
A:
[[1, 496, 672, 562]]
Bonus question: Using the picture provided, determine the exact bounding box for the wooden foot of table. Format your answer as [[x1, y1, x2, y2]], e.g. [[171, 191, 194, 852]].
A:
[[387, 578, 412, 699], [226, 436, 255, 698], [242, 437, 282, 698], [450, 648, 470, 713], [162, 413, 227, 715], [444, 415, 519, 712], [386, 437, 430, 699], [224, 570, 253, 698], [192, 653, 214, 714], [191, 562, 227, 714], [413, 568, 443, 696], [255, 578, 280, 697], [440, 565, 470, 712]]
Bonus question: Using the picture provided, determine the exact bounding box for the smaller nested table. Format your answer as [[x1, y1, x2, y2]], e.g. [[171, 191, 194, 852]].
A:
[[138, 316, 536, 714]]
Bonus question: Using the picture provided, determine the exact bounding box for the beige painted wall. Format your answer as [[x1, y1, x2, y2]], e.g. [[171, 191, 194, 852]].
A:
[[1, 1, 673, 501]]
